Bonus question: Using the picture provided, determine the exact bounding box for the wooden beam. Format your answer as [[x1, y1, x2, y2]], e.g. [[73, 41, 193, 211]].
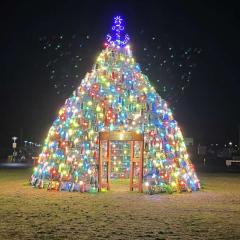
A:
[[107, 140, 110, 190], [139, 141, 143, 193], [98, 140, 102, 192], [99, 131, 143, 141], [130, 141, 134, 191]]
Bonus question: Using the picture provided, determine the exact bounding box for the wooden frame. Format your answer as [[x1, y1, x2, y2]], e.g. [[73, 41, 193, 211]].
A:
[[98, 131, 144, 193]]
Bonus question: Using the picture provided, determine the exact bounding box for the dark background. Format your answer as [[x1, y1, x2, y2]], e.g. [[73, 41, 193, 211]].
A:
[[0, 0, 239, 149]]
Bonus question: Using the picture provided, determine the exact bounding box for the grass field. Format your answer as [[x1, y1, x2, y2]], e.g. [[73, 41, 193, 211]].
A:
[[0, 169, 239, 240]]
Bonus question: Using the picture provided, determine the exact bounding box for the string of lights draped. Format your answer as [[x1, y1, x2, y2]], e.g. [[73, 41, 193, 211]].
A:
[[31, 16, 200, 194]]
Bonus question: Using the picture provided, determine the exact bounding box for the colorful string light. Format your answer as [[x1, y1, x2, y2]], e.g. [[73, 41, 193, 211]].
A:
[[31, 16, 200, 194]]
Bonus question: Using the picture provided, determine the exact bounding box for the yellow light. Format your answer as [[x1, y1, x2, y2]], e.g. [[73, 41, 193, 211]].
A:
[[119, 133, 124, 140], [136, 129, 140, 134], [174, 171, 179, 177], [68, 129, 73, 136], [89, 129, 94, 135], [73, 121, 79, 127], [143, 87, 148, 93], [171, 182, 177, 187], [96, 105, 101, 112], [59, 108, 65, 115], [99, 113, 104, 118], [87, 101, 93, 106]]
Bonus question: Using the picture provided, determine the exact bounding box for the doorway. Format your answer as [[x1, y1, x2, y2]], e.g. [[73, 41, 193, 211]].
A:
[[98, 131, 144, 192]]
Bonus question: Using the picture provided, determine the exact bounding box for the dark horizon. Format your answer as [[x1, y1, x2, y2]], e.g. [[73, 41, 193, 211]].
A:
[[1, 0, 240, 149]]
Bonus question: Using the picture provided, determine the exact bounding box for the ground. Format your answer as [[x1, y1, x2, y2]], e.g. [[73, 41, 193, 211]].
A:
[[0, 169, 239, 240]]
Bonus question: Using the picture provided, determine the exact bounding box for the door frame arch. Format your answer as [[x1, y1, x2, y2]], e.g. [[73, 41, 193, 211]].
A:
[[98, 131, 144, 192]]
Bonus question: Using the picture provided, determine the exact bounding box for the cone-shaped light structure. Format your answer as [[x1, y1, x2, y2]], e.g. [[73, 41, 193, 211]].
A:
[[31, 16, 200, 193]]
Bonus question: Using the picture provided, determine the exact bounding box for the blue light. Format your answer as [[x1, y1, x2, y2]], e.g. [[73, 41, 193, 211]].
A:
[[106, 16, 130, 47]]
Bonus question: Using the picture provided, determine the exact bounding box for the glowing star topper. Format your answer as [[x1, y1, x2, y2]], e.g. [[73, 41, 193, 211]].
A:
[[106, 16, 130, 47]]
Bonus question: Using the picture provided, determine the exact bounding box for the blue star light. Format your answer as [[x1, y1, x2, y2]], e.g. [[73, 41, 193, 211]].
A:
[[106, 16, 130, 47]]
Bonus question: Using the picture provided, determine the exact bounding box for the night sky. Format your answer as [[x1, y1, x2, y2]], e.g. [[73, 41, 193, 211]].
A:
[[0, 0, 239, 149]]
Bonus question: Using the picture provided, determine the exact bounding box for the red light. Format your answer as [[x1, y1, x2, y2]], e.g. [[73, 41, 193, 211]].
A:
[[180, 181, 185, 185], [149, 131, 155, 136]]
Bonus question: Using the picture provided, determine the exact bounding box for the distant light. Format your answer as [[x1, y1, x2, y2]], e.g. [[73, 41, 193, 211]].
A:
[[12, 136, 18, 142]]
